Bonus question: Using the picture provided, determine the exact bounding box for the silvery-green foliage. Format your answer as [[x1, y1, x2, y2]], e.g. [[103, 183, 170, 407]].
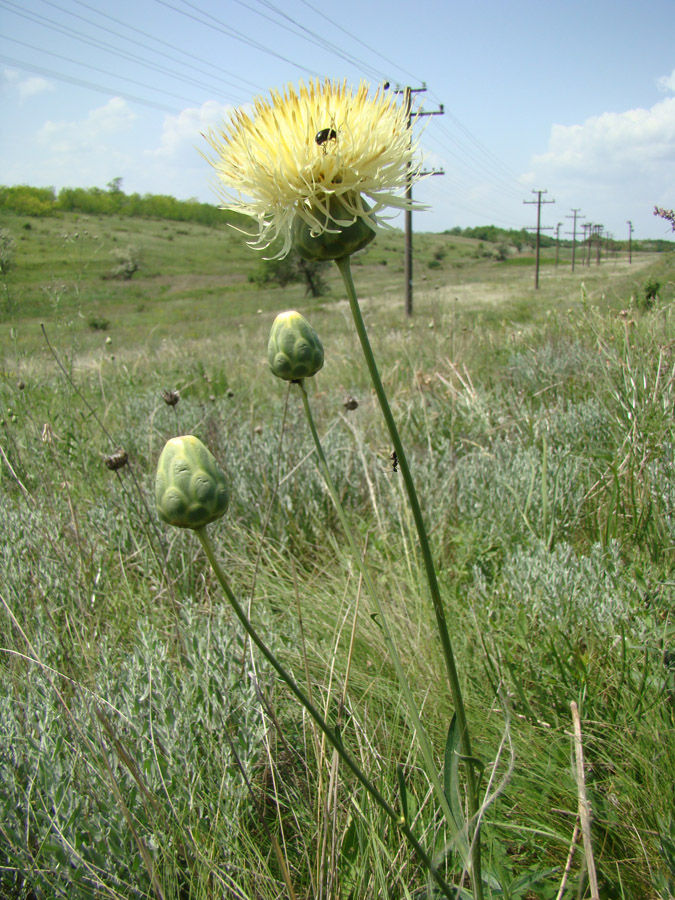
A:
[[542, 396, 613, 451], [649, 441, 675, 539], [451, 438, 585, 545], [473, 539, 636, 636], [506, 340, 602, 395], [0, 603, 265, 898]]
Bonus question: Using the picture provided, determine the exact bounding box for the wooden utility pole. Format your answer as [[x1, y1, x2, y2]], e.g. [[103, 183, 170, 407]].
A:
[[566, 208, 584, 272], [396, 84, 444, 316], [594, 225, 604, 265], [523, 189, 555, 289], [581, 223, 592, 266], [555, 222, 563, 267], [627, 220, 634, 264]]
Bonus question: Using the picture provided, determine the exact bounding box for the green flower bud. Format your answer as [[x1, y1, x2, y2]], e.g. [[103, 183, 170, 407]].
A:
[[292, 194, 376, 261], [155, 435, 230, 529], [268, 310, 324, 381]]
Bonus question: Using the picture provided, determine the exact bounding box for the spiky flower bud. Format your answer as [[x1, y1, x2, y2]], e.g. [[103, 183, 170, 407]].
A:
[[292, 194, 376, 261], [268, 310, 324, 381], [155, 435, 229, 529]]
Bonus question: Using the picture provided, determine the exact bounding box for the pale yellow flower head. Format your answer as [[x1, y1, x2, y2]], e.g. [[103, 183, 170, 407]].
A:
[[204, 79, 422, 257]]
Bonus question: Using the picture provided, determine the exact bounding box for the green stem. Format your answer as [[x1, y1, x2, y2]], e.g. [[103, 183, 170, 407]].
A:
[[298, 381, 467, 856], [194, 525, 456, 900], [335, 254, 483, 898]]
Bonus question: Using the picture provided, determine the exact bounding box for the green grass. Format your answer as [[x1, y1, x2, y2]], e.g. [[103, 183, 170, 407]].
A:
[[1, 206, 675, 899]]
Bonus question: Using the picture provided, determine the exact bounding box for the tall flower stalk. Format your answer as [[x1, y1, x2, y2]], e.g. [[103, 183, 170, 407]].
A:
[[335, 254, 483, 879], [206, 77, 484, 897]]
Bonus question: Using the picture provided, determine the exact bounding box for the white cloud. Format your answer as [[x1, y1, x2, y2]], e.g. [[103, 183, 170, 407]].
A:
[[522, 96, 675, 239], [2, 68, 54, 100], [19, 77, 54, 101], [657, 69, 675, 93], [531, 97, 675, 180], [150, 100, 239, 159], [38, 97, 137, 154]]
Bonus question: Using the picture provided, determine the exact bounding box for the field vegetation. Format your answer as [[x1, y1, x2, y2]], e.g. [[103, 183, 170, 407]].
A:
[[1, 189, 675, 899]]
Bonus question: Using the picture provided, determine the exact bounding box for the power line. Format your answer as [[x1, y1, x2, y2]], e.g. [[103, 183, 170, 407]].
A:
[[152, 0, 321, 79], [0, 53, 181, 113], [236, 0, 389, 83], [297, 0, 421, 84], [5, 35, 202, 106], [68, 0, 264, 94], [423, 129, 524, 203], [0, 0, 248, 102], [429, 98, 524, 188]]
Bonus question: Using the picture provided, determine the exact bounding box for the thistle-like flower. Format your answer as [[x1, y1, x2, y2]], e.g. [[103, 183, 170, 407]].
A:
[[205, 79, 422, 258]]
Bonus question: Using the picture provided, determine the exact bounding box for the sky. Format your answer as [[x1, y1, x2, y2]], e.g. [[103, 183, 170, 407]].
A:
[[1, 0, 675, 241]]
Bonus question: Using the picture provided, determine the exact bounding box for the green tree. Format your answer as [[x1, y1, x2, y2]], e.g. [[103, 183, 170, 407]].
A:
[[251, 249, 329, 297]]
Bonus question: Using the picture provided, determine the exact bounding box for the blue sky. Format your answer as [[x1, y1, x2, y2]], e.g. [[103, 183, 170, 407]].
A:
[[1, 0, 675, 239]]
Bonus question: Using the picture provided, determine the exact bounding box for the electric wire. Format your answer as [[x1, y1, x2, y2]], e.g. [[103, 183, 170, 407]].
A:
[[68, 0, 265, 94], [421, 131, 525, 204], [415, 172, 527, 228], [430, 97, 525, 188], [297, 0, 421, 84], [0, 0, 250, 104], [0, 53, 181, 112], [152, 0, 321, 79], [237, 0, 388, 83], [5, 35, 203, 106]]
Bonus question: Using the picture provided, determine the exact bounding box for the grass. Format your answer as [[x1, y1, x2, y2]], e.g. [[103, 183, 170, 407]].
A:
[[1, 205, 675, 899]]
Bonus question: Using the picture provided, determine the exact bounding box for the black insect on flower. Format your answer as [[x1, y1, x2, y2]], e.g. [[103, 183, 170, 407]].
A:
[[315, 127, 338, 146]]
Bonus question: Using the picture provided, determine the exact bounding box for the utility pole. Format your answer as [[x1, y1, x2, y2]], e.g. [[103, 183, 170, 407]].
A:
[[523, 189, 555, 289], [395, 84, 444, 316], [555, 222, 563, 268], [627, 220, 634, 264], [581, 223, 592, 266], [566, 208, 584, 272], [594, 225, 604, 265]]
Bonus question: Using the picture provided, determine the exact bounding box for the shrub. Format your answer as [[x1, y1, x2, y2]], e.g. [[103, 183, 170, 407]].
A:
[[109, 245, 142, 280], [638, 276, 661, 311], [87, 314, 110, 331], [0, 228, 16, 275]]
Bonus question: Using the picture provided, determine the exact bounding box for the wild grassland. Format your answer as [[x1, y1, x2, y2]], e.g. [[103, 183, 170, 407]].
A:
[[1, 208, 675, 899]]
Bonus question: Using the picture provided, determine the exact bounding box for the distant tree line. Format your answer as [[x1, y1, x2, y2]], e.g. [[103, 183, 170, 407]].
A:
[[444, 225, 557, 249], [0, 183, 245, 228], [446, 222, 673, 254]]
